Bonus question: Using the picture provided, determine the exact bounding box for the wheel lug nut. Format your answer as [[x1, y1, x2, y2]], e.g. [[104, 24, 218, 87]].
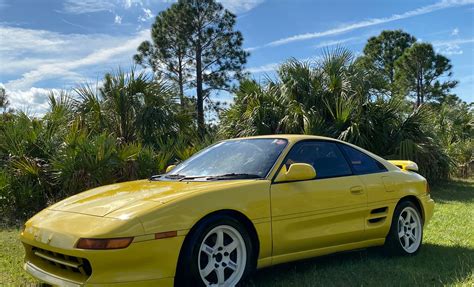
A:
[[215, 263, 219, 268]]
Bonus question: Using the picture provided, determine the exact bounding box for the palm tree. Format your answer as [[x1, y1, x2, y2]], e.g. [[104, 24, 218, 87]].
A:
[[219, 48, 451, 180], [75, 67, 192, 147]]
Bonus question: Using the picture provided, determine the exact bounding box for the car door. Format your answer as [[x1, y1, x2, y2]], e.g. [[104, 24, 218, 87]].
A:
[[338, 143, 392, 240], [270, 140, 367, 258]]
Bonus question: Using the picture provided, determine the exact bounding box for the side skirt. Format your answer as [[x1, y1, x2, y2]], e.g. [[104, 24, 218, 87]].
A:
[[258, 238, 385, 268]]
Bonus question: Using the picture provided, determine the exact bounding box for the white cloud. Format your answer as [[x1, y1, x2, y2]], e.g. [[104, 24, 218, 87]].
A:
[[123, 0, 144, 9], [0, 26, 148, 76], [451, 27, 460, 36], [433, 38, 474, 55], [62, 0, 116, 14], [314, 36, 362, 49], [62, 0, 263, 15], [115, 14, 123, 24], [249, 0, 474, 50], [62, 0, 146, 14], [1, 86, 61, 115], [438, 44, 464, 55], [1, 26, 150, 90], [218, 0, 264, 13], [0, 26, 68, 55], [138, 8, 154, 22], [246, 62, 279, 74]]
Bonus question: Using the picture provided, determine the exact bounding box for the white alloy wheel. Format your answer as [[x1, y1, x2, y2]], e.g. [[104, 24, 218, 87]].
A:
[[198, 225, 247, 286], [397, 206, 422, 253]]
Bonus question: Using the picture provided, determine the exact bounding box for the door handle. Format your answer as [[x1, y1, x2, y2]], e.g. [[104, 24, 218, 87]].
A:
[[350, 186, 364, 195]]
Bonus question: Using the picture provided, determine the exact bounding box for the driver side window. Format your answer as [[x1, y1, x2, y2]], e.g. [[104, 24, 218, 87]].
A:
[[285, 141, 352, 179]]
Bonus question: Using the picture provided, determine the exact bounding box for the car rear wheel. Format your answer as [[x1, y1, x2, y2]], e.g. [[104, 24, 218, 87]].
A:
[[175, 215, 255, 286], [384, 201, 423, 255]]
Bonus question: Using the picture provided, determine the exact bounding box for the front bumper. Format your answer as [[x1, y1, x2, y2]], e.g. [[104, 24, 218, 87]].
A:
[[22, 235, 183, 286], [21, 210, 184, 286], [24, 261, 174, 286]]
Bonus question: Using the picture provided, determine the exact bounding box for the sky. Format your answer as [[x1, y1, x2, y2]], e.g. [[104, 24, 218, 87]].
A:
[[0, 0, 473, 115]]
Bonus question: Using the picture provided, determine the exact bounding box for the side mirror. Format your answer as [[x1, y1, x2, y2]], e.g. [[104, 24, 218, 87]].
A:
[[165, 165, 176, 173], [274, 163, 316, 183]]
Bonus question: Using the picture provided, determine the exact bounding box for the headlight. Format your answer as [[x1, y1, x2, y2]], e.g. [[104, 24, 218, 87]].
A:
[[76, 237, 133, 250]]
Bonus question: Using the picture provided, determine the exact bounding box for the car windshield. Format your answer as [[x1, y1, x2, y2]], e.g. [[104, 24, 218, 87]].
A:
[[165, 138, 288, 180]]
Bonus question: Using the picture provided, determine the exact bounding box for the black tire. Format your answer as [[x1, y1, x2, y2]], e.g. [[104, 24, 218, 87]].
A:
[[384, 200, 423, 256], [175, 214, 256, 287]]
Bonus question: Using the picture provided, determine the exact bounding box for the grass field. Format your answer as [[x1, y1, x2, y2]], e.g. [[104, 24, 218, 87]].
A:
[[1, 180, 473, 286]]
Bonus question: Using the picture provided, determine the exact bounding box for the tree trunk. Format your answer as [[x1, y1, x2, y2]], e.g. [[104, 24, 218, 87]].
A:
[[178, 59, 185, 109], [416, 72, 421, 108], [420, 69, 424, 105], [196, 45, 205, 136], [420, 73, 425, 104]]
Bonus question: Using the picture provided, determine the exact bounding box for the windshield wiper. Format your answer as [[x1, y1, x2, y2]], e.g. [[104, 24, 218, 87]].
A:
[[165, 174, 186, 179], [151, 173, 263, 181], [149, 174, 163, 180], [149, 174, 186, 181], [206, 173, 263, 180]]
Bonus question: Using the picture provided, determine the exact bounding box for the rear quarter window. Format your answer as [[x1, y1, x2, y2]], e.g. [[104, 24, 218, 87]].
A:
[[339, 144, 387, 175]]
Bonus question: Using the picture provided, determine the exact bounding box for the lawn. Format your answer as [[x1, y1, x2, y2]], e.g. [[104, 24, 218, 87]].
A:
[[1, 180, 473, 286]]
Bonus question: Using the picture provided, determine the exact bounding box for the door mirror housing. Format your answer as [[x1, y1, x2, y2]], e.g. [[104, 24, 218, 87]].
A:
[[274, 163, 316, 183], [165, 165, 176, 173]]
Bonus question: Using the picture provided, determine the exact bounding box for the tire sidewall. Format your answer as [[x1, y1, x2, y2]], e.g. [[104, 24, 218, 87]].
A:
[[175, 215, 255, 287], [386, 201, 423, 256]]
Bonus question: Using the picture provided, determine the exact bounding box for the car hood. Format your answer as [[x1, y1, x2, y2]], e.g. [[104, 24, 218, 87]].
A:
[[48, 179, 258, 217]]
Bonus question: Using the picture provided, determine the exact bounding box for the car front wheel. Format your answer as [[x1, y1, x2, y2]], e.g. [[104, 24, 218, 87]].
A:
[[385, 201, 423, 255], [176, 215, 255, 286]]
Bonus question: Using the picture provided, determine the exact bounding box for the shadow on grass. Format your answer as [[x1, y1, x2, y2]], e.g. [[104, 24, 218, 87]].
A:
[[245, 243, 474, 287], [431, 179, 474, 203]]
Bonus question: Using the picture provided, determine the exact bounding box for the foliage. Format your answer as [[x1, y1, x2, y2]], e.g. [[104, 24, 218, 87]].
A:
[[0, 29, 472, 224], [220, 30, 471, 182], [134, 3, 192, 106], [394, 43, 458, 107], [432, 96, 473, 177], [0, 69, 207, 224], [134, 0, 249, 136], [220, 49, 458, 181], [356, 30, 416, 99]]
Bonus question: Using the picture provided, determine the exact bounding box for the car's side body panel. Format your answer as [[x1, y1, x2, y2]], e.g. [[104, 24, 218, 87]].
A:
[[270, 176, 367, 256], [363, 170, 431, 239]]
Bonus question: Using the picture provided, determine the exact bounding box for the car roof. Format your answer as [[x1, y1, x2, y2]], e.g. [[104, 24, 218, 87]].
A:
[[228, 134, 337, 142]]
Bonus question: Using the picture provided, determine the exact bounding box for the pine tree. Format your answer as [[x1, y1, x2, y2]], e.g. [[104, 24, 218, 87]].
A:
[[134, 0, 249, 136], [394, 43, 458, 107]]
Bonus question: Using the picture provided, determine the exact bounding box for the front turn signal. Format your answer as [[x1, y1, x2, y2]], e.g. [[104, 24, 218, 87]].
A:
[[76, 237, 133, 250]]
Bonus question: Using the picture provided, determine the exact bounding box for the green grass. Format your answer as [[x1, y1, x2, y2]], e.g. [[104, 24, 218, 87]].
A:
[[1, 180, 473, 286], [0, 229, 36, 286]]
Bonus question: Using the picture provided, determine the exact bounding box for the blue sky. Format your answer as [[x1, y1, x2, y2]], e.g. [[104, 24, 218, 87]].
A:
[[0, 0, 473, 114]]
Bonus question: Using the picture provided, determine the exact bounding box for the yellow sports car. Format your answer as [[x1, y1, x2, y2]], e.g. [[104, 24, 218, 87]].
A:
[[21, 135, 434, 286]]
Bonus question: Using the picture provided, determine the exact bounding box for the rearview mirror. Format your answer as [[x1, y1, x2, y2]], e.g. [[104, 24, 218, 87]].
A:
[[274, 163, 316, 183], [165, 165, 176, 173]]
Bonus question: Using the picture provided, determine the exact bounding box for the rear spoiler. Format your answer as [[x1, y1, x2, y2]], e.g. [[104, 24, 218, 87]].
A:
[[387, 160, 419, 172]]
